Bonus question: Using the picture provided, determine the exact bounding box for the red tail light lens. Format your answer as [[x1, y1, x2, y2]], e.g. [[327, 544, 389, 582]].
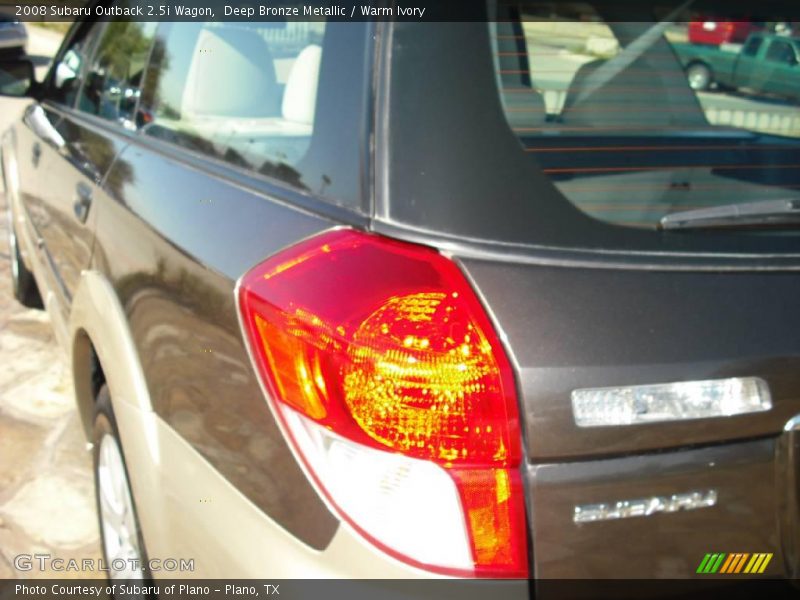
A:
[[238, 229, 527, 577]]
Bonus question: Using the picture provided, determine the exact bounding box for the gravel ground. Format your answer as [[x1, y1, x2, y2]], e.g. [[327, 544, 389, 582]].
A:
[[0, 196, 104, 579], [0, 24, 104, 579]]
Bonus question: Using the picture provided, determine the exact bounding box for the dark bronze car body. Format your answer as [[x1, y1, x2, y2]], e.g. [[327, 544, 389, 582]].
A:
[[2, 0, 800, 586]]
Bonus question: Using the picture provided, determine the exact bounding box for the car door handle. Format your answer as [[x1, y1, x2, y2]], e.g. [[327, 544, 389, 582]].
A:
[[32, 142, 41, 166], [73, 182, 93, 224]]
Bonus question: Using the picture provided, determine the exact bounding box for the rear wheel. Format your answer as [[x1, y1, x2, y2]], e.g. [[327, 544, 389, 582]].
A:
[[6, 208, 43, 309], [686, 63, 713, 91], [93, 385, 153, 586]]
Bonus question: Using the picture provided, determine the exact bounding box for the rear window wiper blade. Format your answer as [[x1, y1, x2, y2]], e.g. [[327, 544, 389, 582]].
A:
[[660, 199, 800, 231]]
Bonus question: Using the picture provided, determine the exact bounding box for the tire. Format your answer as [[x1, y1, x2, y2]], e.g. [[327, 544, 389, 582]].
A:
[[93, 385, 155, 590], [686, 63, 713, 91], [6, 207, 43, 309]]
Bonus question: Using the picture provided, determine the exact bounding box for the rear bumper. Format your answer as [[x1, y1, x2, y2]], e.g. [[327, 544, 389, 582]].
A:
[[527, 430, 799, 579]]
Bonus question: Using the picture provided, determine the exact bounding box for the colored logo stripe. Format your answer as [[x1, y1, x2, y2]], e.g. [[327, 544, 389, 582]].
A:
[[719, 553, 735, 573], [697, 553, 725, 573], [720, 553, 749, 573], [697, 553, 772, 574], [748, 553, 772, 574]]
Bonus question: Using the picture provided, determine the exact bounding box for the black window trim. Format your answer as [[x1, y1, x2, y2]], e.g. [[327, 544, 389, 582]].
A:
[[124, 115, 372, 227], [372, 216, 800, 273], [40, 95, 370, 229]]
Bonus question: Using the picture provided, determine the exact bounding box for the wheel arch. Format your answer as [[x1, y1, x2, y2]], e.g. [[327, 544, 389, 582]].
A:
[[71, 327, 104, 438], [69, 270, 154, 439], [686, 59, 714, 78]]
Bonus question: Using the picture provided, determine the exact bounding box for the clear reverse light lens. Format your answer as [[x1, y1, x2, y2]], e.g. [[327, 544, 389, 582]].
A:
[[571, 377, 771, 427], [281, 407, 473, 570]]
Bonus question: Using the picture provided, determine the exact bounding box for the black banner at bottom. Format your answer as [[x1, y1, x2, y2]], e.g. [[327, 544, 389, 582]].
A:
[[1, 579, 799, 600]]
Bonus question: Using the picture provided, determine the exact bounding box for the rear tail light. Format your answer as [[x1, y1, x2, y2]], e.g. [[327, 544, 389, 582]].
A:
[[238, 229, 527, 577]]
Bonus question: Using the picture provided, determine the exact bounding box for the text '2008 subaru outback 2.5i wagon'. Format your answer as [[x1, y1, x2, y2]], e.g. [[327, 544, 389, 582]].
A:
[[2, 0, 800, 588]]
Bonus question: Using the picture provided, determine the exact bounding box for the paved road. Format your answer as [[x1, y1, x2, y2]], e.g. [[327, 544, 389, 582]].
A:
[[0, 25, 103, 579]]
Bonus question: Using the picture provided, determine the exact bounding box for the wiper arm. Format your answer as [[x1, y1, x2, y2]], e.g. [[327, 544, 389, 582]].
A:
[[660, 199, 800, 230]]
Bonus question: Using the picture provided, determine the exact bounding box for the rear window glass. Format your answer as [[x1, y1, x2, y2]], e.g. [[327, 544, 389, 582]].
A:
[[492, 2, 800, 231]]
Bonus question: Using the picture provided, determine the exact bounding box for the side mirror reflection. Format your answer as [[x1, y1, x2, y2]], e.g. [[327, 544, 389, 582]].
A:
[[0, 59, 35, 98]]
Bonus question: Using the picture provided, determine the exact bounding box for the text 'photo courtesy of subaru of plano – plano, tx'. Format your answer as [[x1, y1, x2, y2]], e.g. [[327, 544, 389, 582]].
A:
[[2, 0, 800, 596]]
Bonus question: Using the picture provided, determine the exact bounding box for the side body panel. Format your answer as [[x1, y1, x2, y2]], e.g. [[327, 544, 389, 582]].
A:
[[69, 18, 378, 569], [92, 140, 340, 551], [28, 104, 124, 303]]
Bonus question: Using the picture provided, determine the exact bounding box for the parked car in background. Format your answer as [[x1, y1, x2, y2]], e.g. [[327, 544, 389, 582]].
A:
[[688, 18, 761, 46], [674, 33, 800, 97], [2, 0, 800, 587], [0, 15, 27, 57]]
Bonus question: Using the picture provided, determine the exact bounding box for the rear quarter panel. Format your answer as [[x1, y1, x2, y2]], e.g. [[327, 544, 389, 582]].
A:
[[91, 139, 345, 565]]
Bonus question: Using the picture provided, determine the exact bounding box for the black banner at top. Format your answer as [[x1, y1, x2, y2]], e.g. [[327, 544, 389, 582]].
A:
[[3, 0, 800, 23], [6, 0, 486, 22]]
